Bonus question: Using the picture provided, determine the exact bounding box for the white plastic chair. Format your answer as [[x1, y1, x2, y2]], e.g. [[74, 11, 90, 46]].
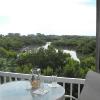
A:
[[65, 71, 100, 100]]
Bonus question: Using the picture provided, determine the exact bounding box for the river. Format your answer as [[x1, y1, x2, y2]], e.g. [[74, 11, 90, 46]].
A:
[[40, 42, 80, 62]]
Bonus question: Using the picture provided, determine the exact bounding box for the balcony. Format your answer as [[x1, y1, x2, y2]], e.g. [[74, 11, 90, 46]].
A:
[[0, 71, 85, 100]]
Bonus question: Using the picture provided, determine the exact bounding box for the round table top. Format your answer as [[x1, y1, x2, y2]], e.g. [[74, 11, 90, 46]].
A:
[[0, 81, 65, 100]]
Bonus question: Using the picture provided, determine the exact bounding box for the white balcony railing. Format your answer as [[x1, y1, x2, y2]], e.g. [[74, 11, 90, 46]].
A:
[[0, 71, 85, 100]]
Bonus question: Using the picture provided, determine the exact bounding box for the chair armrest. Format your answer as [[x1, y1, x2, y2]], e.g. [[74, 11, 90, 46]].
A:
[[64, 95, 78, 100]]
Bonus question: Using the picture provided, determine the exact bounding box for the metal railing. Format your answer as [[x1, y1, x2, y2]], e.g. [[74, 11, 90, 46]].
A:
[[0, 71, 85, 100]]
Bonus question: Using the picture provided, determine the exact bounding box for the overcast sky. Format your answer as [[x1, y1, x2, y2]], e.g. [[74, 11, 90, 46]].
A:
[[0, 0, 96, 36]]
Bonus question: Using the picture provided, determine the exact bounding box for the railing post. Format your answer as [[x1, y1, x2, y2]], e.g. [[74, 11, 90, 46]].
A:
[[63, 82, 65, 88], [4, 76, 6, 83], [70, 83, 72, 100], [15, 77, 18, 81], [63, 82, 65, 100], [21, 78, 25, 81], [78, 84, 80, 98], [9, 77, 12, 82], [0, 77, 1, 84]]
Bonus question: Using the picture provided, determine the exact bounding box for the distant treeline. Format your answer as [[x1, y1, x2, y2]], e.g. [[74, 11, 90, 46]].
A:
[[0, 33, 96, 78]]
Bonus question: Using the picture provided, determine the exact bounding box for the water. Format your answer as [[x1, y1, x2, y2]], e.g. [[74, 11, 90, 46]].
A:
[[63, 50, 80, 62], [41, 42, 80, 62], [42, 42, 51, 49]]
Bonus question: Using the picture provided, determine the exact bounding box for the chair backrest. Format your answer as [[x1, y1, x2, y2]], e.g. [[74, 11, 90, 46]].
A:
[[79, 71, 100, 100]]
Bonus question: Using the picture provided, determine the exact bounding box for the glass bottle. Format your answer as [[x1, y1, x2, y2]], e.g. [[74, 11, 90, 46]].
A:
[[31, 68, 41, 89]]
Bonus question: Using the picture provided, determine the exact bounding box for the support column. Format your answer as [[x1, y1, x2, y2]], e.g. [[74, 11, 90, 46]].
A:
[[96, 0, 100, 72]]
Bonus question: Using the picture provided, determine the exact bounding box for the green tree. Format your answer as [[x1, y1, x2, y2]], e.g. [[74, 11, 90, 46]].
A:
[[43, 66, 53, 76], [63, 58, 80, 78]]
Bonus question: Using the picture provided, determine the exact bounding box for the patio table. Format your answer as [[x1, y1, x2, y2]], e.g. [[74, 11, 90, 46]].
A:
[[0, 81, 65, 100]]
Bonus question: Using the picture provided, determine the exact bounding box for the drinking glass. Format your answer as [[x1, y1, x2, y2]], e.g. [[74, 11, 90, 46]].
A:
[[39, 75, 44, 89], [52, 75, 57, 86]]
